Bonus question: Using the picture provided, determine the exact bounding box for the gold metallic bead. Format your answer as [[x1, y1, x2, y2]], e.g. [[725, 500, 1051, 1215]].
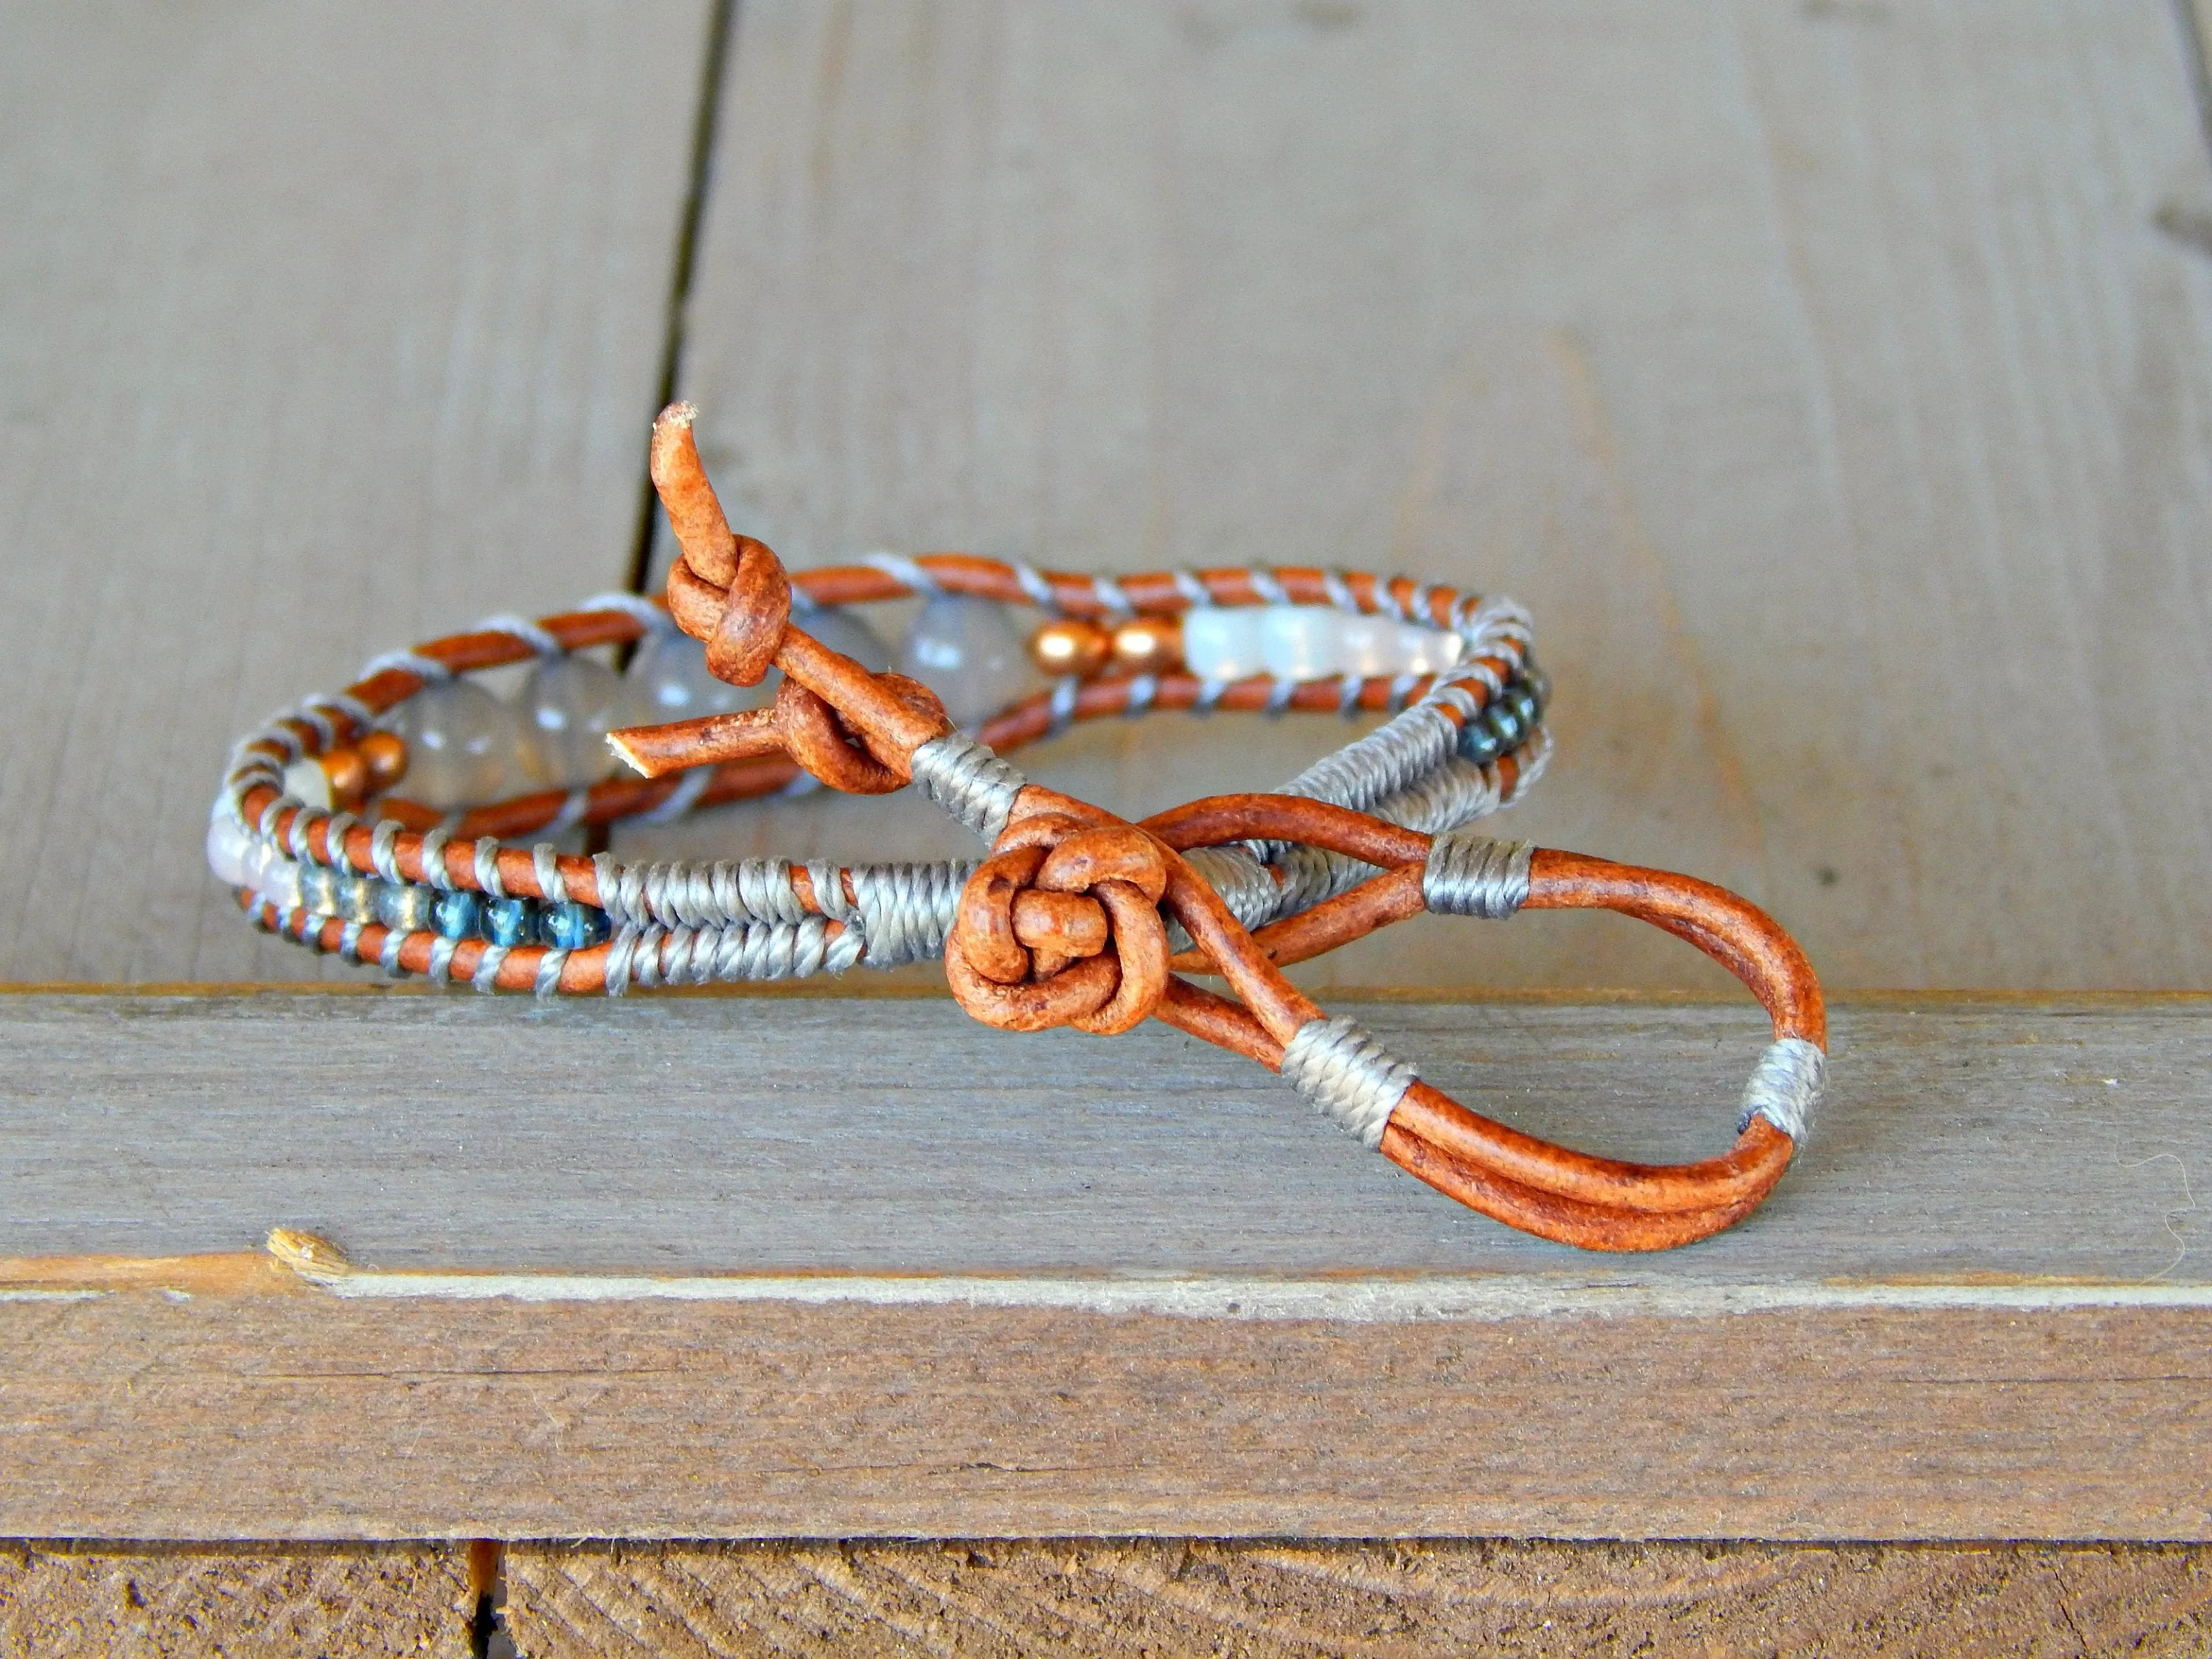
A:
[[1110, 614, 1184, 675], [1030, 618, 1112, 678], [358, 730, 408, 793]]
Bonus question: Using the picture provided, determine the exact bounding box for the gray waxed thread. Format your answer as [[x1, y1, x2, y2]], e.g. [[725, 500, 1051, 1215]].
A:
[[848, 862, 973, 966], [1280, 1017, 1419, 1150], [534, 948, 570, 998], [471, 943, 509, 995], [910, 734, 1026, 843], [478, 613, 565, 658], [419, 827, 454, 890], [532, 843, 562, 905], [473, 838, 505, 900], [1422, 835, 1533, 919], [369, 820, 403, 884], [1739, 1037, 1826, 1144]]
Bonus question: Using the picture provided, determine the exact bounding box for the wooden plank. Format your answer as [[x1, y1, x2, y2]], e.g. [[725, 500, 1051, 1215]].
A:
[[4, 993, 2202, 1281], [2, 993, 2208, 1540], [4, 1289, 2208, 1542], [8, 1540, 2207, 1659], [0, 1543, 470, 1659], [646, 0, 2212, 992], [501, 1540, 2212, 1659], [0, 1, 712, 984]]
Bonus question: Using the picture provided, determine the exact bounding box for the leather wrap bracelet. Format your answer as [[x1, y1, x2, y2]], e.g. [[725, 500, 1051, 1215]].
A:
[[209, 403, 1826, 1253]]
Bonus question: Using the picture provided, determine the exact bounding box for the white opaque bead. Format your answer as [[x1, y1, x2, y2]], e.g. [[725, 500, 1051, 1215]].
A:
[[241, 839, 301, 911], [1182, 608, 1266, 681], [205, 815, 251, 886], [383, 678, 530, 810], [521, 655, 631, 789], [1259, 607, 1340, 681], [897, 594, 1034, 728], [1397, 625, 1463, 675], [281, 757, 333, 811], [627, 630, 759, 719], [1183, 605, 1464, 682], [803, 606, 893, 673]]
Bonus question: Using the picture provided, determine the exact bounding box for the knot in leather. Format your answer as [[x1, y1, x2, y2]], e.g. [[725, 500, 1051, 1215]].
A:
[[944, 814, 1171, 1035], [772, 669, 947, 794], [651, 406, 791, 686]]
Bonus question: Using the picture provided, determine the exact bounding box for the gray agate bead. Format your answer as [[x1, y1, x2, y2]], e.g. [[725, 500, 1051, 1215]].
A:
[[383, 679, 532, 810], [521, 655, 633, 789], [897, 594, 1033, 729]]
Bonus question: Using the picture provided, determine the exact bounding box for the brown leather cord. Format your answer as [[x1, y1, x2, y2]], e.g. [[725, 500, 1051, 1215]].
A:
[[580, 403, 1829, 1253]]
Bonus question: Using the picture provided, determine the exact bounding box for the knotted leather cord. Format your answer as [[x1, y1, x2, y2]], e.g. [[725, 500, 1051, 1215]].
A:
[[213, 403, 1826, 1253]]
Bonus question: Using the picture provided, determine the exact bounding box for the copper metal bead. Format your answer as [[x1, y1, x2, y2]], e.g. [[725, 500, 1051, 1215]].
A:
[[1029, 618, 1111, 678], [358, 730, 408, 792], [1110, 615, 1184, 675], [319, 746, 371, 809]]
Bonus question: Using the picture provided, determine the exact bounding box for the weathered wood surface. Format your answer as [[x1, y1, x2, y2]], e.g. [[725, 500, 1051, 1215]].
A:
[[646, 0, 2212, 994], [4, 1291, 2208, 1542], [9, 1541, 2209, 1659], [0, 1, 709, 984], [0, 1543, 469, 1659], [501, 1540, 2212, 1659], [4, 993, 2202, 1281], [2, 993, 2208, 1540]]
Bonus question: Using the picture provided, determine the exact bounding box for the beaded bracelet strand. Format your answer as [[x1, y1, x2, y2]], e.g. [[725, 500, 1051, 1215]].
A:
[[209, 403, 1824, 1252]]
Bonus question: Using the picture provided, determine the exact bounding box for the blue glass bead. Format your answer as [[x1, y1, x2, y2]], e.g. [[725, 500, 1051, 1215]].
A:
[[298, 866, 341, 917], [378, 883, 437, 931], [434, 891, 481, 939], [336, 874, 382, 925], [1510, 684, 1542, 730], [543, 902, 610, 950], [1457, 718, 1503, 766], [484, 897, 540, 947], [1484, 699, 1525, 747]]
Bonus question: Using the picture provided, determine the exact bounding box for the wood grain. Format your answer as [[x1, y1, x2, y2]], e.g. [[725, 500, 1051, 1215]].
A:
[[2, 993, 2208, 1541], [640, 0, 2212, 993], [0, 1543, 470, 1659], [501, 1539, 2212, 1659], [7, 1539, 2207, 1658], [0, 0, 711, 984], [4, 1292, 2208, 1542]]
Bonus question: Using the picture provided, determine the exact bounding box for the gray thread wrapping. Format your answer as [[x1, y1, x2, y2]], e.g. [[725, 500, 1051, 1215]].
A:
[[1739, 1037, 1826, 1144], [1422, 835, 1534, 919], [910, 734, 1027, 843], [1279, 1016, 1419, 1150]]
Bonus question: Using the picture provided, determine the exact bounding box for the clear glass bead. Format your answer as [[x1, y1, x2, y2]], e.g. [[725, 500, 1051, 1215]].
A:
[[383, 679, 531, 810], [898, 595, 1034, 728], [627, 629, 759, 720], [520, 655, 631, 789]]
